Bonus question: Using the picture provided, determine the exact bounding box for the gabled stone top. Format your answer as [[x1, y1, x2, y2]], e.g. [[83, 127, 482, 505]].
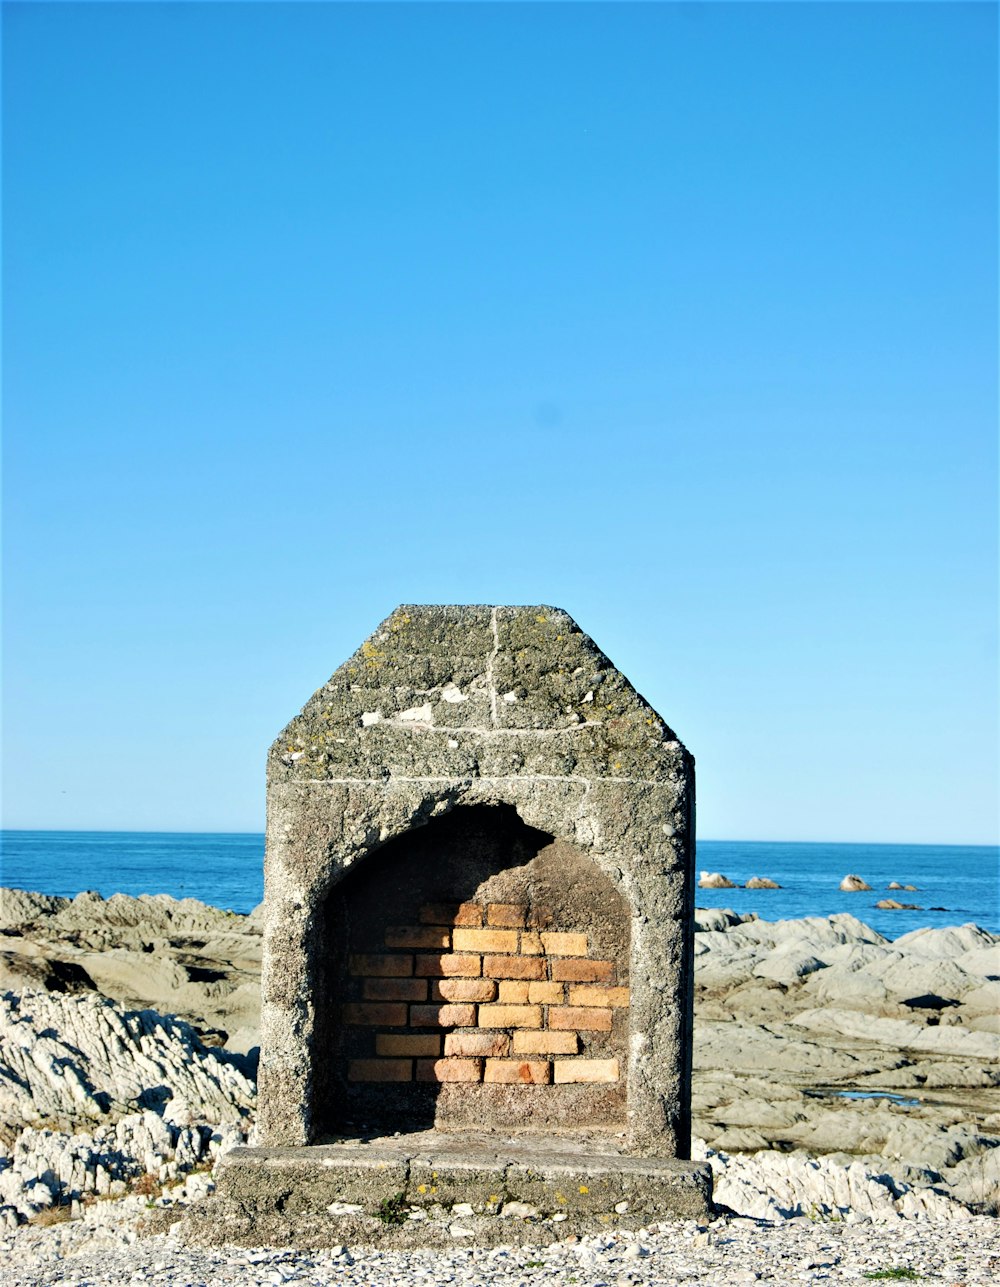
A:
[[269, 605, 689, 784]]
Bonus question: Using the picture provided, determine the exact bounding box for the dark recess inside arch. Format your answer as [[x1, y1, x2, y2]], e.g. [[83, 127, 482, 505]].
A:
[[313, 804, 630, 1140]]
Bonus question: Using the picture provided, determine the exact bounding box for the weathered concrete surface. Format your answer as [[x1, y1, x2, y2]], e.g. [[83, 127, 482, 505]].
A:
[[191, 1129, 711, 1247], [259, 605, 696, 1159]]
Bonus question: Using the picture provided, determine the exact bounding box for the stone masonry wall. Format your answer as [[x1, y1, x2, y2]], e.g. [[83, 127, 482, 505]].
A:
[[260, 606, 695, 1157]]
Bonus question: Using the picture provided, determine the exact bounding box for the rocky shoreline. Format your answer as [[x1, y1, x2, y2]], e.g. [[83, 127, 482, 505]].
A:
[[1, 888, 997, 1282]]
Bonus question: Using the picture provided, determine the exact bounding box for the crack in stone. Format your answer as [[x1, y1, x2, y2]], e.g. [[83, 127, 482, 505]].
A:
[[487, 607, 500, 728]]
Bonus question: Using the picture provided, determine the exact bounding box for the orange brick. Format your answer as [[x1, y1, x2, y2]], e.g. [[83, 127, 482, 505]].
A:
[[551, 958, 615, 983], [375, 1033, 441, 1057], [526, 906, 554, 929], [482, 955, 546, 980], [415, 1057, 482, 1083], [512, 1030, 578, 1055], [431, 978, 496, 1003], [349, 954, 413, 978], [540, 931, 589, 956], [498, 980, 530, 1003], [452, 928, 518, 953], [444, 1031, 511, 1057], [419, 902, 482, 927], [519, 931, 544, 955], [553, 1058, 619, 1084], [362, 978, 427, 1002], [342, 1002, 408, 1027], [484, 1059, 551, 1085], [548, 1006, 613, 1032], [528, 981, 564, 1004], [409, 1003, 476, 1028], [414, 954, 481, 977], [568, 985, 630, 1008], [477, 1004, 542, 1028], [385, 925, 452, 949], [348, 1059, 412, 1082], [486, 903, 527, 928]]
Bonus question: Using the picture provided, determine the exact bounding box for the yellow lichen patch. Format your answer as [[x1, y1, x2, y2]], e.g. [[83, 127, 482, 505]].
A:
[[579, 1184, 589, 1194], [361, 640, 383, 667]]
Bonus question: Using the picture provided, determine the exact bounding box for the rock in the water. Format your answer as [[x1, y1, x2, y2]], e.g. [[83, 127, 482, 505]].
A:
[[745, 877, 781, 889], [699, 871, 736, 889], [876, 899, 922, 910], [839, 874, 871, 892]]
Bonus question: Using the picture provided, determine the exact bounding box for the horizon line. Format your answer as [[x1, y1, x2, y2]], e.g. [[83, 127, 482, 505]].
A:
[[1, 827, 997, 849]]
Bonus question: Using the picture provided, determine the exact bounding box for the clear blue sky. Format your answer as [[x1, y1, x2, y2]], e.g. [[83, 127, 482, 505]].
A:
[[3, 1, 997, 843]]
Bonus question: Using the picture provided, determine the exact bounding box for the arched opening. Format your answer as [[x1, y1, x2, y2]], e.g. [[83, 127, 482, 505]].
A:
[[313, 804, 630, 1140]]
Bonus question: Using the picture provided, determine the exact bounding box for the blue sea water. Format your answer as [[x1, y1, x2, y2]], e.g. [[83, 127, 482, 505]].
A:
[[0, 831, 997, 940]]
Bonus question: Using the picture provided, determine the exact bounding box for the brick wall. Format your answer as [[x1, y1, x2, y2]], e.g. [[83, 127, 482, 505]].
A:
[[344, 902, 628, 1088]]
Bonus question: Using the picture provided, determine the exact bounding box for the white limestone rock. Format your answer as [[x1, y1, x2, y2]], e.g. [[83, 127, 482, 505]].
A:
[[695, 1139, 973, 1222], [0, 989, 256, 1129]]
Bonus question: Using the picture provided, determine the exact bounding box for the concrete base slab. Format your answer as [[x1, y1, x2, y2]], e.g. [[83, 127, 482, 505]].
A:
[[180, 1129, 712, 1248]]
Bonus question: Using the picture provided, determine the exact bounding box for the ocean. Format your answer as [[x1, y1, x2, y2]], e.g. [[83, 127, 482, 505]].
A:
[[0, 831, 997, 940]]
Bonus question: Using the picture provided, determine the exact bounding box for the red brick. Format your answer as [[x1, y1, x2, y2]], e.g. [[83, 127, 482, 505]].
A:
[[342, 1002, 408, 1027], [409, 1003, 476, 1028], [444, 1031, 511, 1057], [486, 903, 527, 928], [540, 932, 589, 956], [568, 985, 630, 1008], [548, 1006, 613, 1032], [551, 959, 615, 983], [452, 928, 518, 953], [349, 954, 413, 978], [348, 1059, 412, 1082], [362, 978, 427, 1002], [431, 978, 496, 1003], [482, 955, 546, 980], [414, 954, 482, 977], [419, 902, 482, 927], [375, 1034, 441, 1057], [511, 1030, 578, 1055], [484, 1059, 551, 1085], [415, 1058, 482, 1083], [384, 925, 452, 949], [553, 1058, 619, 1084], [527, 981, 564, 1004], [477, 1004, 542, 1028]]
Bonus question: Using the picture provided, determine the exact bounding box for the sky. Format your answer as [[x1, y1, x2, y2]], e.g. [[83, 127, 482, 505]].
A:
[[2, 1, 997, 844]]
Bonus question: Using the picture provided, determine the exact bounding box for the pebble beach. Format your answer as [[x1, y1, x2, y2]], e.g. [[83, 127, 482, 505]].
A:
[[5, 1204, 1000, 1286]]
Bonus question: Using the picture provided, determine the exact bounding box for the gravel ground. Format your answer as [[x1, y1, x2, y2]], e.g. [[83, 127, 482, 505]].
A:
[[2, 1205, 998, 1287]]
